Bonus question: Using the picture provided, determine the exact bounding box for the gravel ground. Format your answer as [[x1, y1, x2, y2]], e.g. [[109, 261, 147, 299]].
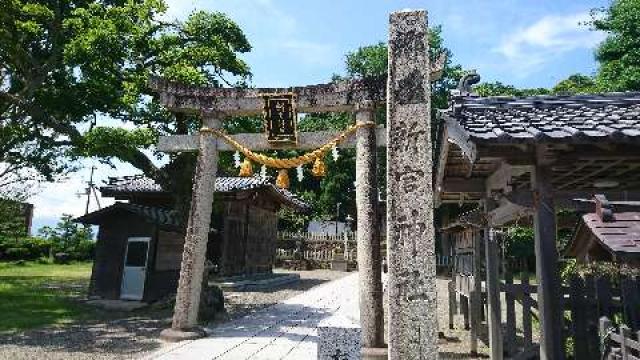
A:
[[436, 276, 539, 359], [0, 269, 348, 360], [436, 277, 491, 359]]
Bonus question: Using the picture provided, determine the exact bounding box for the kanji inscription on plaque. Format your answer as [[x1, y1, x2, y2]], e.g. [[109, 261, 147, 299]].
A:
[[263, 94, 297, 144]]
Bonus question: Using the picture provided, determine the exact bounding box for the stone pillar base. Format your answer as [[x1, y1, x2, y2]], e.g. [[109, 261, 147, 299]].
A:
[[362, 346, 388, 360], [159, 327, 206, 342]]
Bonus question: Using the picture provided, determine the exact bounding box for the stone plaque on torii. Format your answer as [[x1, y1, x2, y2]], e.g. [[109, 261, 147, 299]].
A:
[[151, 10, 441, 359]]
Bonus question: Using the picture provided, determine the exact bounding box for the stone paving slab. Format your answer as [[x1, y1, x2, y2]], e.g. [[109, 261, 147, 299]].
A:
[[151, 273, 361, 360]]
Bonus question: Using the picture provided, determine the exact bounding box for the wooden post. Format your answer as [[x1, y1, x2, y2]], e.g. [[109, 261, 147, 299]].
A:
[[522, 272, 533, 350], [448, 279, 456, 330], [485, 222, 504, 360], [621, 276, 640, 330], [620, 326, 630, 360], [355, 103, 385, 349], [585, 275, 600, 358], [461, 295, 470, 330], [161, 115, 221, 341], [505, 271, 516, 355], [470, 229, 483, 354], [533, 152, 565, 360], [570, 276, 589, 360]]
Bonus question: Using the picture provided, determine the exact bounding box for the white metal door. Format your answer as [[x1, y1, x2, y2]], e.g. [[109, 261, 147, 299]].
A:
[[120, 237, 150, 300]]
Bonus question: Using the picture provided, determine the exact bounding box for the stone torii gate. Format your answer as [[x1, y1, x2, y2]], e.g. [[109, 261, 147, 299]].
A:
[[151, 10, 440, 359]]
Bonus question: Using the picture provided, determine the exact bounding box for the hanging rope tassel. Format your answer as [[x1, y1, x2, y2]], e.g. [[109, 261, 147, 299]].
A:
[[311, 157, 326, 177], [239, 158, 253, 177], [276, 169, 290, 189]]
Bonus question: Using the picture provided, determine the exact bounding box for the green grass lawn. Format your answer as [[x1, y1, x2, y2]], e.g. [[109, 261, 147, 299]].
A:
[[0, 261, 95, 333]]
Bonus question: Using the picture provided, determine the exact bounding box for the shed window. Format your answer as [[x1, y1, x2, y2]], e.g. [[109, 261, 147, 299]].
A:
[[125, 241, 149, 267]]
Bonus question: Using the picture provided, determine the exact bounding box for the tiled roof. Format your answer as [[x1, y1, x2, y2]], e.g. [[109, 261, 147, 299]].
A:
[[75, 203, 181, 228], [102, 175, 272, 194], [100, 175, 309, 211], [441, 92, 640, 143], [581, 212, 640, 255]]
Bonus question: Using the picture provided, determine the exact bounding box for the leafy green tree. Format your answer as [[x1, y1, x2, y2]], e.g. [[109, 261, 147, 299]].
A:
[[474, 82, 550, 97], [553, 74, 598, 94], [0, 198, 27, 241], [343, 26, 464, 111], [38, 214, 94, 258], [1, 0, 251, 186], [592, 0, 640, 91]]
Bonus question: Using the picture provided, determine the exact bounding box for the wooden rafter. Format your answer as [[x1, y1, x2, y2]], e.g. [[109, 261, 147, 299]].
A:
[[556, 159, 626, 190]]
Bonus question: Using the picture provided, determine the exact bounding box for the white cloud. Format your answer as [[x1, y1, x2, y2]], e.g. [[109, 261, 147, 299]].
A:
[[494, 12, 605, 77], [161, 0, 333, 72]]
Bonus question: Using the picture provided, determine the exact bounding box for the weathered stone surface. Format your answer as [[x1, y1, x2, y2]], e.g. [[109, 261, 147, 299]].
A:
[[355, 104, 385, 348], [157, 128, 388, 152], [150, 76, 387, 116], [159, 327, 206, 342], [171, 116, 221, 330], [362, 347, 389, 360], [386, 9, 437, 360], [318, 314, 361, 360]]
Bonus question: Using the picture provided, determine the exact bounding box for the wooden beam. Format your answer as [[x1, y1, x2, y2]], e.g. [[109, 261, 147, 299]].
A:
[[488, 197, 533, 227], [477, 144, 640, 166], [157, 127, 388, 152], [434, 127, 451, 207], [441, 177, 486, 193], [445, 118, 477, 163], [533, 149, 565, 360], [557, 159, 625, 190], [506, 189, 640, 209], [551, 160, 595, 186], [486, 163, 533, 194]]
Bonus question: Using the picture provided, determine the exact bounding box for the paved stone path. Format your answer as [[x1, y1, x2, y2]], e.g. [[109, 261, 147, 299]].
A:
[[151, 273, 360, 360]]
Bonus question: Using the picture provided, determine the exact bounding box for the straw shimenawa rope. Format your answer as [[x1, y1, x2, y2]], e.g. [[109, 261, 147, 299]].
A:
[[199, 122, 375, 169]]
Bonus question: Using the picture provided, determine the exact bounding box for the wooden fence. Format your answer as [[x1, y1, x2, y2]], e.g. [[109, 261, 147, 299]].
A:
[[600, 317, 640, 360], [275, 248, 358, 262], [501, 271, 539, 358], [275, 232, 452, 267], [450, 272, 640, 359], [278, 231, 358, 243], [564, 275, 640, 360]]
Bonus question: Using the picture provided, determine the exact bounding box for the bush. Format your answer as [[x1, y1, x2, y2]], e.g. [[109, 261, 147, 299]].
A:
[[0, 236, 52, 261], [4, 247, 30, 260], [38, 215, 95, 261], [560, 260, 640, 283]]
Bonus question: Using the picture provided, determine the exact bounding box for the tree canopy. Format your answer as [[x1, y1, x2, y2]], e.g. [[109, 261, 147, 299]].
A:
[[593, 0, 640, 91], [0, 0, 252, 188]]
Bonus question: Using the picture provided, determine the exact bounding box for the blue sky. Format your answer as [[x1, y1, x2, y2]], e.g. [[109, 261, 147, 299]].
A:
[[30, 0, 608, 231]]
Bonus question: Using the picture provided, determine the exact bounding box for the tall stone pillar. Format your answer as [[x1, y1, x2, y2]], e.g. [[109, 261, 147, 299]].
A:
[[386, 9, 437, 359], [161, 114, 221, 340], [355, 102, 384, 350]]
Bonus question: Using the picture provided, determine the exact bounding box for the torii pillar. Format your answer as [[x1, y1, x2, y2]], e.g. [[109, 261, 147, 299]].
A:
[[355, 101, 385, 352], [160, 114, 221, 341]]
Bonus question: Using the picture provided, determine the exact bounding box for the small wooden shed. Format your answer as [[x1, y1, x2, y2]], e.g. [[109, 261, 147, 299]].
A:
[[567, 194, 640, 266], [76, 175, 307, 302]]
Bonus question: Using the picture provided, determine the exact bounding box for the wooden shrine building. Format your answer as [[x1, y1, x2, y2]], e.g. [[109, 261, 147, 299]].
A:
[[567, 194, 640, 266], [76, 175, 307, 302], [435, 79, 640, 359]]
